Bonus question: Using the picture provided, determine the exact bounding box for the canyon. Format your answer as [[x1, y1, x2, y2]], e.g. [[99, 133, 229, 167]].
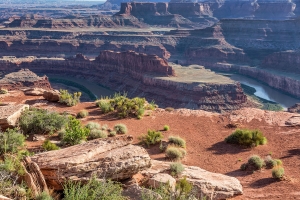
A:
[[0, 51, 247, 112]]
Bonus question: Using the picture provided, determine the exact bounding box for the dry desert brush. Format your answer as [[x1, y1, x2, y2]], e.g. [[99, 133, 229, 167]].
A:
[[168, 136, 186, 148], [165, 146, 187, 160], [272, 166, 285, 179], [59, 89, 81, 107], [114, 124, 128, 134], [76, 110, 89, 118], [225, 129, 267, 147], [240, 155, 264, 171], [170, 162, 185, 176]]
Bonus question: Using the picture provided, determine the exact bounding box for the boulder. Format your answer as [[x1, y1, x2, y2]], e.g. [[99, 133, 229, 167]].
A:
[[285, 116, 300, 126], [43, 90, 60, 102], [31, 136, 152, 190], [288, 103, 300, 113], [147, 173, 176, 191], [141, 160, 243, 200], [0, 195, 12, 200], [24, 88, 46, 96], [0, 104, 29, 128]]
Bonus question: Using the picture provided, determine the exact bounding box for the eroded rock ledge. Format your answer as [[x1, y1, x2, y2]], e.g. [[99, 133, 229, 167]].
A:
[[0, 51, 247, 112]]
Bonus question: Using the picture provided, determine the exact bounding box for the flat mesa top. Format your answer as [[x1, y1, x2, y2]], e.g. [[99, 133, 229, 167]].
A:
[[0, 69, 44, 83], [154, 64, 235, 85]]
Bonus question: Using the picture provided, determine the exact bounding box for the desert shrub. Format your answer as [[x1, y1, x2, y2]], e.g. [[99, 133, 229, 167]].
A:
[[225, 129, 267, 147], [0, 88, 8, 94], [35, 191, 54, 200], [101, 124, 108, 131], [0, 128, 25, 155], [76, 110, 89, 118], [265, 156, 278, 169], [58, 129, 66, 140], [109, 131, 117, 137], [138, 130, 163, 147], [62, 116, 90, 146], [96, 100, 114, 114], [170, 162, 184, 176], [63, 177, 125, 200], [88, 129, 107, 140], [42, 140, 60, 151], [176, 177, 193, 198], [165, 146, 186, 160], [85, 122, 101, 130], [272, 166, 284, 179], [275, 159, 283, 166], [241, 155, 264, 171], [59, 89, 81, 107], [19, 108, 68, 135], [114, 124, 128, 134], [96, 93, 148, 119], [168, 136, 186, 148], [163, 125, 170, 131]]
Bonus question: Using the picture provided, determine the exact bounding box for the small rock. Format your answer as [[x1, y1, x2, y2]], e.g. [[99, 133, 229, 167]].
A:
[[43, 90, 60, 102], [24, 88, 46, 96]]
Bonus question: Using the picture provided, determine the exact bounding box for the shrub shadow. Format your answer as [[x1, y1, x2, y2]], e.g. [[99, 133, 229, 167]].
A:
[[249, 178, 276, 188], [280, 148, 300, 159], [225, 169, 251, 178], [207, 141, 250, 155]]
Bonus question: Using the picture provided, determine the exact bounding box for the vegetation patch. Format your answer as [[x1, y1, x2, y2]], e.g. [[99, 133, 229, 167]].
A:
[[225, 129, 267, 147], [59, 89, 81, 107], [241, 155, 264, 171], [61, 116, 90, 146], [19, 108, 68, 135], [138, 130, 163, 147], [0, 128, 25, 155], [0, 88, 8, 94], [114, 124, 128, 134], [272, 166, 285, 179], [170, 162, 185, 176], [96, 93, 156, 119], [163, 125, 170, 131], [168, 136, 186, 148], [76, 110, 89, 118], [165, 146, 186, 160], [42, 139, 60, 151], [63, 177, 125, 200]]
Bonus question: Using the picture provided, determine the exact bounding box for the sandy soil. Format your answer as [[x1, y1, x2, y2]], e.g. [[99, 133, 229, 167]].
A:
[[2, 91, 300, 200]]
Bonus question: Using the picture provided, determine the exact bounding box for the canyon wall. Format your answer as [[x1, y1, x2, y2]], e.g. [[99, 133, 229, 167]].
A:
[[0, 51, 247, 112]]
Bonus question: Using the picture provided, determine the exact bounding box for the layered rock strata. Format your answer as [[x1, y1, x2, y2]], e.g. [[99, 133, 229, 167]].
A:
[[0, 51, 247, 112], [0, 69, 52, 90], [31, 136, 152, 190], [0, 104, 29, 128]]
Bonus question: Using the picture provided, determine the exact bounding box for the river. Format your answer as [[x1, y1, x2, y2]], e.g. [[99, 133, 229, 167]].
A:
[[227, 74, 300, 109], [46, 75, 115, 99]]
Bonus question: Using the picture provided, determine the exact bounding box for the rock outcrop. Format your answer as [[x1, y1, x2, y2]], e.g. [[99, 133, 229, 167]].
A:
[[288, 103, 300, 113], [0, 69, 51, 91], [43, 90, 60, 102], [31, 136, 152, 190], [0, 104, 29, 128], [142, 160, 243, 200]]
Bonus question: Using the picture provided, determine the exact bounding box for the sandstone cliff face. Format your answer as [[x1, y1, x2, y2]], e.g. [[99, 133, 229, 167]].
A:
[[262, 51, 300, 74], [0, 51, 247, 112]]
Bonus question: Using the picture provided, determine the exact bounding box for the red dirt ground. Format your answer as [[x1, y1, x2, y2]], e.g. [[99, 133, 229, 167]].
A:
[[2, 91, 300, 200]]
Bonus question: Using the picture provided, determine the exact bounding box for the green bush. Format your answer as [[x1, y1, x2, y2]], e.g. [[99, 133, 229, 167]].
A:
[[163, 125, 170, 131], [168, 136, 186, 148], [19, 108, 68, 135], [241, 155, 264, 171], [114, 124, 128, 134], [175, 177, 193, 198], [170, 162, 184, 176], [76, 110, 89, 118], [42, 140, 60, 151], [88, 130, 107, 140], [165, 146, 186, 160], [62, 116, 90, 146], [96, 100, 114, 114], [59, 89, 81, 107], [0, 88, 8, 94], [109, 131, 117, 137], [35, 191, 54, 200], [265, 156, 278, 169], [63, 177, 125, 200], [85, 122, 101, 130], [225, 129, 267, 147], [138, 130, 163, 147], [96, 93, 148, 119], [275, 159, 283, 166], [101, 124, 108, 131], [0, 128, 25, 155], [272, 166, 284, 179]]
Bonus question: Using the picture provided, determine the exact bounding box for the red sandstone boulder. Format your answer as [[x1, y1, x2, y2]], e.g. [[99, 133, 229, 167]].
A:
[[43, 90, 60, 102]]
